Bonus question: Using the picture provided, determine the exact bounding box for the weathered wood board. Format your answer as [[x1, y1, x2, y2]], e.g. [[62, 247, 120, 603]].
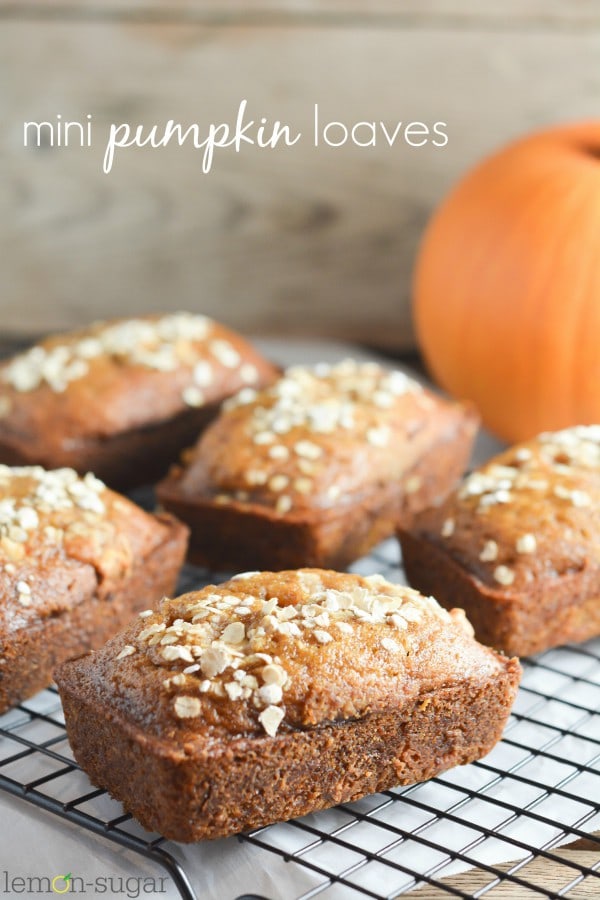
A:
[[2, 2, 600, 24], [0, 5, 598, 346]]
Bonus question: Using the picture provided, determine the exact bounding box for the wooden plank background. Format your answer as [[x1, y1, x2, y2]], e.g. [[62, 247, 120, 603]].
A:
[[0, 2, 599, 347], [3, 2, 600, 24]]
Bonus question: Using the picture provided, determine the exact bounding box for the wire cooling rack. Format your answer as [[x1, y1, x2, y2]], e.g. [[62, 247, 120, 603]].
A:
[[1, 538, 600, 900]]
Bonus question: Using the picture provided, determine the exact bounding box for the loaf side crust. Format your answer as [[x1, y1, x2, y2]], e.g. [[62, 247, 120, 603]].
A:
[[400, 529, 600, 657], [59, 659, 521, 842], [0, 403, 221, 491]]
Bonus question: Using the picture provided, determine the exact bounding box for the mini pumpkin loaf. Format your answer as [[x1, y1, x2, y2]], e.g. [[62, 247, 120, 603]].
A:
[[55, 569, 521, 842], [399, 426, 600, 657], [0, 313, 277, 489], [157, 360, 478, 569], [0, 464, 188, 712]]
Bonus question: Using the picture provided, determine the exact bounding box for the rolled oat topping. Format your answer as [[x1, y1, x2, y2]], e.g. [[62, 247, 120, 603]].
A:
[[516, 534, 537, 554], [457, 427, 600, 518], [538, 426, 600, 469], [16, 579, 32, 607], [275, 495, 293, 515], [181, 386, 205, 408], [131, 571, 451, 736], [258, 705, 285, 737], [404, 475, 422, 494], [0, 466, 107, 559], [441, 518, 455, 538], [174, 696, 202, 719], [1, 314, 215, 396], [479, 540, 498, 562], [220, 360, 424, 515], [493, 565, 515, 587]]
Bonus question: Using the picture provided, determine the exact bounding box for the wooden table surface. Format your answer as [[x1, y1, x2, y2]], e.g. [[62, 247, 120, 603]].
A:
[[416, 839, 600, 898]]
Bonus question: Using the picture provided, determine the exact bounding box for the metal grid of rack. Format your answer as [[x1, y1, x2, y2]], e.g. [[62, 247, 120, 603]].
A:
[[1, 539, 600, 899]]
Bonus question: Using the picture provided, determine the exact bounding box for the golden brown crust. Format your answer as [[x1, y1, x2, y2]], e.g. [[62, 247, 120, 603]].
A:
[[0, 464, 189, 711], [55, 569, 521, 841], [158, 361, 478, 568], [399, 426, 600, 656], [0, 314, 277, 487]]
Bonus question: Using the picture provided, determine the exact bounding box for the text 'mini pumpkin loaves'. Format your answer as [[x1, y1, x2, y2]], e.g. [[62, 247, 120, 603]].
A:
[[0, 464, 188, 713], [55, 569, 521, 842], [399, 426, 600, 657], [157, 360, 478, 570], [0, 313, 277, 489]]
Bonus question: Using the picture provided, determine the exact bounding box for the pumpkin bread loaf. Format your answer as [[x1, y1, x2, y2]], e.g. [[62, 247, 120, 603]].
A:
[[0, 313, 277, 489], [0, 464, 188, 712], [55, 569, 521, 842], [157, 360, 478, 570], [399, 426, 600, 657]]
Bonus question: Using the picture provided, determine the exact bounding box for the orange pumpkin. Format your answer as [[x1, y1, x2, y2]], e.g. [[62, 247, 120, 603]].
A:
[[413, 121, 600, 442]]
